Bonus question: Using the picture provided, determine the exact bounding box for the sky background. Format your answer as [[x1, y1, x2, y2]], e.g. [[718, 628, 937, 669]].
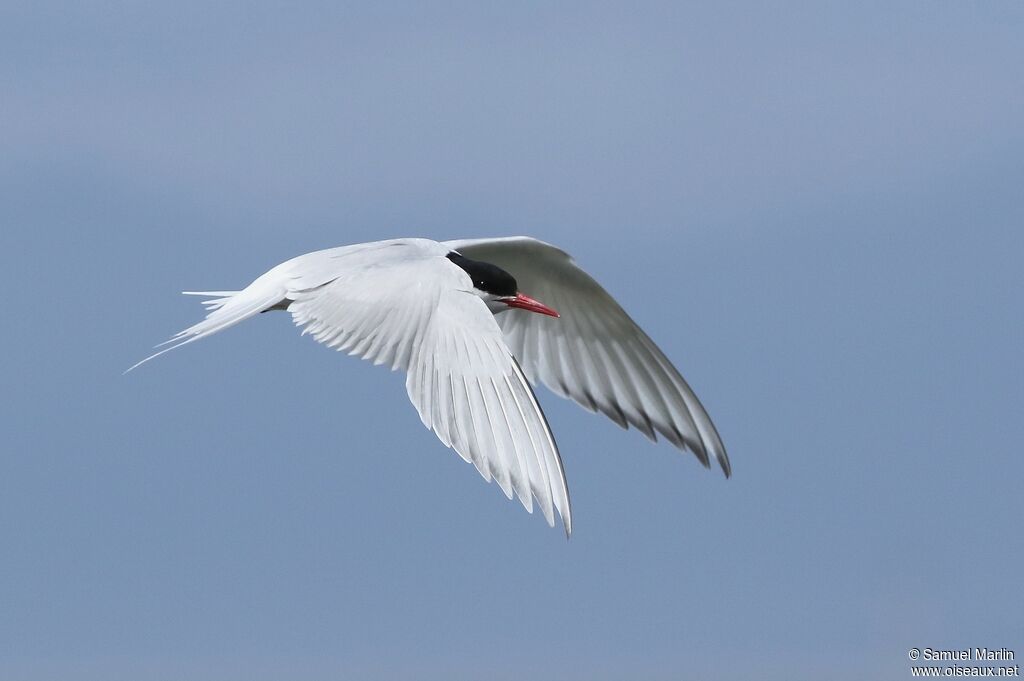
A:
[[2, 3, 1022, 680]]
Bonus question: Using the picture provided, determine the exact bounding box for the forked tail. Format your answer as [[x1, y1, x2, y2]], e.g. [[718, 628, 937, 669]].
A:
[[126, 272, 290, 373]]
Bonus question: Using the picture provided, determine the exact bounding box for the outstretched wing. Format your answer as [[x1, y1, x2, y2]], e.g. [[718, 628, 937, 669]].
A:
[[286, 244, 572, 534], [445, 236, 730, 477]]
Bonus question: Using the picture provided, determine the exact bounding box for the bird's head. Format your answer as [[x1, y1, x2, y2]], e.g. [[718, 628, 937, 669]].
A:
[[447, 252, 559, 318]]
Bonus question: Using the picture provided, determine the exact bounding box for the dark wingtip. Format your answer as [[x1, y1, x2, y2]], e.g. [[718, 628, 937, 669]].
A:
[[719, 452, 733, 479]]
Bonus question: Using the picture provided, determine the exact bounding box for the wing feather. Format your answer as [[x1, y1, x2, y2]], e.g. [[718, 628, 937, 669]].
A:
[[445, 236, 730, 477], [289, 247, 571, 532]]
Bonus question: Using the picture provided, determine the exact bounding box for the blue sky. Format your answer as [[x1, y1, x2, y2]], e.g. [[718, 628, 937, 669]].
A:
[[2, 3, 1022, 679]]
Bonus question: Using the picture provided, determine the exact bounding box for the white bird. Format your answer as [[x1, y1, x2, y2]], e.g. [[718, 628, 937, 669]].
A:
[[130, 237, 729, 535]]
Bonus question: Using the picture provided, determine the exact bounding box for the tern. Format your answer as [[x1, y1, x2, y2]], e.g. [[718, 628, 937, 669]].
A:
[[131, 237, 729, 534]]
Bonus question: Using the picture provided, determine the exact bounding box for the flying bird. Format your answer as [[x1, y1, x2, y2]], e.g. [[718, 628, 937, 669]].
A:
[[130, 237, 729, 534]]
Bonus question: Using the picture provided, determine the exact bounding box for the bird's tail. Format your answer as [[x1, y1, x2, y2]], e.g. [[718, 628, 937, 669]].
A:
[[126, 270, 290, 373], [181, 290, 241, 310]]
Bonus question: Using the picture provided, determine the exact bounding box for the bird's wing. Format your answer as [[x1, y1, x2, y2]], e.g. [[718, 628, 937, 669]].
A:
[[288, 245, 572, 534], [444, 236, 730, 477]]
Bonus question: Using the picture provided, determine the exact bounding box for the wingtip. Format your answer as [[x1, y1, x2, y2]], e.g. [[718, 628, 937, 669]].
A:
[[719, 454, 733, 479], [540, 494, 571, 538]]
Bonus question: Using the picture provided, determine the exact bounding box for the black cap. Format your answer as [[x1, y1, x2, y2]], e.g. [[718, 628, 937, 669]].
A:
[[446, 252, 518, 297]]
